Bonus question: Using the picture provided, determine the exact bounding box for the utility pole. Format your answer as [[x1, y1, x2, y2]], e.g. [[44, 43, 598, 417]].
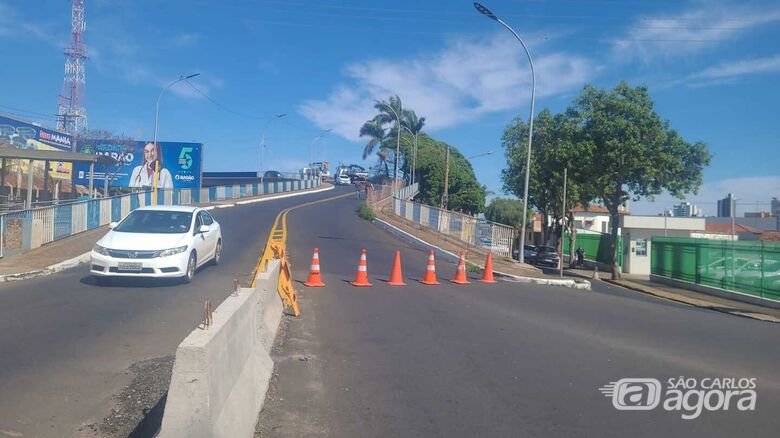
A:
[[559, 168, 567, 277], [442, 145, 450, 209]]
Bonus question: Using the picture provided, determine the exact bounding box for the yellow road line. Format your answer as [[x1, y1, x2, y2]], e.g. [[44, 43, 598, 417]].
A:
[[250, 192, 353, 287]]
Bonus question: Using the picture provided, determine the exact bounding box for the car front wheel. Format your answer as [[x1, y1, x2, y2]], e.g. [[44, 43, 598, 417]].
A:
[[184, 252, 197, 283], [212, 239, 222, 265]]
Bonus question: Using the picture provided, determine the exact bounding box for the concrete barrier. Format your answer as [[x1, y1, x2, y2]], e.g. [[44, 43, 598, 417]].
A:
[[159, 260, 283, 438]]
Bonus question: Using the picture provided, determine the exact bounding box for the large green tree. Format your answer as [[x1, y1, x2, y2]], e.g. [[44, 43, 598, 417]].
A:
[[414, 134, 486, 214], [567, 82, 711, 278], [501, 110, 589, 248], [484, 197, 532, 229]]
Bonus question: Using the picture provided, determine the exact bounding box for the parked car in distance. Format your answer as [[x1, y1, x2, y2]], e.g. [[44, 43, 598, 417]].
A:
[[336, 173, 351, 185], [512, 245, 536, 261], [263, 170, 283, 179], [530, 246, 560, 267], [90, 206, 222, 284]]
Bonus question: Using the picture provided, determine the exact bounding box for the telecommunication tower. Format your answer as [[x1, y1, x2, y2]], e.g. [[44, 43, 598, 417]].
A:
[[57, 0, 87, 137]]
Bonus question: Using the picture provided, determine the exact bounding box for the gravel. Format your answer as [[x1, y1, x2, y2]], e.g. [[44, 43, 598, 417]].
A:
[[85, 355, 175, 438]]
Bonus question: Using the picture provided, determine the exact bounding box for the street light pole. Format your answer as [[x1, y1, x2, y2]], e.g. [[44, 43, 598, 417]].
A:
[[375, 100, 402, 196], [152, 72, 200, 204], [474, 2, 536, 264], [260, 113, 287, 188], [401, 125, 418, 187], [310, 129, 332, 178]]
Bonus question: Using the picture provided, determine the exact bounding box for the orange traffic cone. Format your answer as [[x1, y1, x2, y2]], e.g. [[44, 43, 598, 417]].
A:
[[387, 250, 406, 286], [420, 249, 440, 285], [351, 248, 372, 287], [451, 251, 471, 285], [479, 251, 498, 283], [304, 248, 325, 287]]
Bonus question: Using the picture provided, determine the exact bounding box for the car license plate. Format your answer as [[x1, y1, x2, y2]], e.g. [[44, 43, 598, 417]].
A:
[[118, 262, 143, 272]]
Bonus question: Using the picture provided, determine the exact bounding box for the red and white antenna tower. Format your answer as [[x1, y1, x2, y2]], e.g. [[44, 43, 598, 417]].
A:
[[57, 0, 87, 137]]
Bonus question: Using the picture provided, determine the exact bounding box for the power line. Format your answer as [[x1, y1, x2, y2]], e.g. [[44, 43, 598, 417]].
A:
[[183, 80, 278, 121], [0, 105, 58, 121]]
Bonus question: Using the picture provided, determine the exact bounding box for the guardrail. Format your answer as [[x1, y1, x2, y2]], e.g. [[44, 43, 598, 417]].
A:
[[0, 178, 322, 258], [392, 197, 515, 258], [394, 182, 418, 200]]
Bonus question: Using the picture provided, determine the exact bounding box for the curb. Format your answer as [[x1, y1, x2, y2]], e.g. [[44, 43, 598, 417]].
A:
[[0, 185, 335, 284], [0, 252, 91, 283], [373, 218, 591, 290]]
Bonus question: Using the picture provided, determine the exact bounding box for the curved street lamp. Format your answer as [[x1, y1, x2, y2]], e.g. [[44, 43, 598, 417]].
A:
[[310, 129, 332, 178], [260, 113, 287, 186], [474, 2, 536, 264], [152, 72, 200, 204], [400, 124, 418, 186]]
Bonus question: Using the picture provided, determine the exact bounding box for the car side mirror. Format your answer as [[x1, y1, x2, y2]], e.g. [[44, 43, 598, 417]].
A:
[[199, 225, 209, 234], [109, 222, 118, 229]]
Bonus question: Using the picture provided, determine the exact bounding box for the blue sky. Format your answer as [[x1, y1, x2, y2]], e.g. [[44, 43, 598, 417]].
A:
[[0, 0, 778, 215]]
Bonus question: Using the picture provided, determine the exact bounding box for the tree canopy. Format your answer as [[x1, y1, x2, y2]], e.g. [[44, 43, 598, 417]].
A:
[[501, 82, 711, 278], [484, 197, 531, 229]]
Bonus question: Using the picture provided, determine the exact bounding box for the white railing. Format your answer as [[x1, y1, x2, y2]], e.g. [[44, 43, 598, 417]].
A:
[[0, 177, 322, 258], [392, 197, 515, 258]]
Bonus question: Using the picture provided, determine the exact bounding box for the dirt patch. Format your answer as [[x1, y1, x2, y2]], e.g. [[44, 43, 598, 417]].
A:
[[80, 355, 174, 438]]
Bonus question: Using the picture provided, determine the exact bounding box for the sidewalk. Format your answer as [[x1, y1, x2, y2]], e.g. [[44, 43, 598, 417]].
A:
[[566, 267, 780, 323], [375, 205, 546, 280], [0, 184, 333, 280]]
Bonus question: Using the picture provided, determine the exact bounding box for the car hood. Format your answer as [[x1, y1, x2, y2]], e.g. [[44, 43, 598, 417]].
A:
[[98, 231, 189, 250]]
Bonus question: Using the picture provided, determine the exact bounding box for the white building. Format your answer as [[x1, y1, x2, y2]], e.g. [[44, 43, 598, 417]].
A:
[[619, 215, 706, 275], [572, 204, 628, 234], [672, 201, 702, 217]]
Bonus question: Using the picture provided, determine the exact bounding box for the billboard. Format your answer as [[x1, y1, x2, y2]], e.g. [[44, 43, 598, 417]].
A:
[[0, 114, 74, 180], [73, 140, 202, 189]]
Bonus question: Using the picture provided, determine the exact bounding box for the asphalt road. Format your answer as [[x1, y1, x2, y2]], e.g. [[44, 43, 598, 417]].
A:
[[257, 195, 780, 437], [0, 186, 346, 438]]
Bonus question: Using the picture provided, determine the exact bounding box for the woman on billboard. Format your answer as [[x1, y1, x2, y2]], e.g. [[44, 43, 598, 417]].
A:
[[129, 142, 173, 189]]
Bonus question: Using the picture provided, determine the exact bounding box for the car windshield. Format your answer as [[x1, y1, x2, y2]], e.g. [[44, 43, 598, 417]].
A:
[[114, 210, 193, 234], [538, 246, 557, 254]]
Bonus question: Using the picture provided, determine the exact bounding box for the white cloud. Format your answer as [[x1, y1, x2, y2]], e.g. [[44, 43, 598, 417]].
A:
[[613, 2, 780, 61], [631, 176, 780, 215], [299, 33, 593, 141], [690, 54, 780, 80]]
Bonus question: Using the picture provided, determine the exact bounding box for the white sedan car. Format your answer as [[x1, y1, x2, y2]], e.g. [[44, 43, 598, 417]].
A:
[[90, 205, 222, 283]]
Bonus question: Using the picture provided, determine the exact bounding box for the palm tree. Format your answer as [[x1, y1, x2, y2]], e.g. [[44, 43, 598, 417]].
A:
[[359, 119, 391, 178]]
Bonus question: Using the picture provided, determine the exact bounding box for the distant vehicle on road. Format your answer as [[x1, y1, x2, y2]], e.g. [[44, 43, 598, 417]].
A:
[[335, 173, 351, 185], [530, 246, 560, 267], [512, 245, 536, 261], [263, 170, 284, 179], [90, 205, 222, 284]]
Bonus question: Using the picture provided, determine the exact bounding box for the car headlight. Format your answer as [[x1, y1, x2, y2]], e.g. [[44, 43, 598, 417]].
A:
[[154, 246, 188, 258], [93, 244, 110, 256]]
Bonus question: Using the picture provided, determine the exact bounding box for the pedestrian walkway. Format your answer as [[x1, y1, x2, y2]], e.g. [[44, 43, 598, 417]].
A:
[[375, 206, 544, 279], [567, 267, 780, 323]]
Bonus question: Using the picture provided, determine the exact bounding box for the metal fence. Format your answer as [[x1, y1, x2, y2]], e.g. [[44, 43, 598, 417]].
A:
[[651, 237, 780, 301], [563, 231, 624, 267], [0, 178, 322, 258], [392, 197, 515, 258]]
